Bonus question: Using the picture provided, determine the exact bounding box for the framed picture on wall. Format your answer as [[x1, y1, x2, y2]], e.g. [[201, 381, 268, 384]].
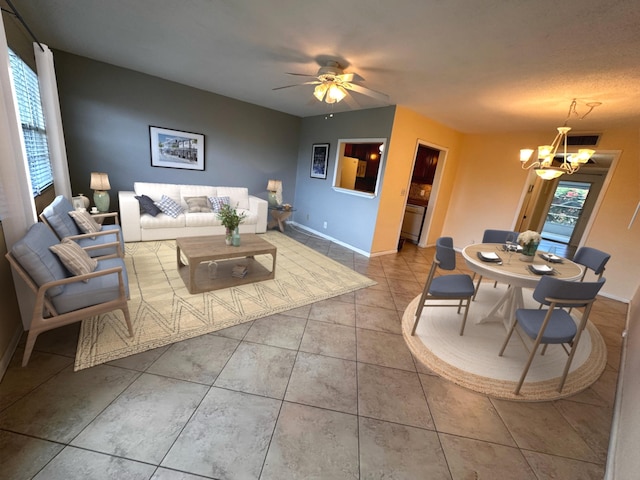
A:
[[310, 143, 329, 179], [149, 126, 205, 170]]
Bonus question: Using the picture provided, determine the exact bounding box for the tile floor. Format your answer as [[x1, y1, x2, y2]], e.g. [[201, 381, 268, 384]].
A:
[[0, 228, 627, 479]]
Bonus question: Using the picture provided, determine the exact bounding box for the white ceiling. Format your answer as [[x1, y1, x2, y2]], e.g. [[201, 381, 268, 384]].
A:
[[5, 0, 640, 133]]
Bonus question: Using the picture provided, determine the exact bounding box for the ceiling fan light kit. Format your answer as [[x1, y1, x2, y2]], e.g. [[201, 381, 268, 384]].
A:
[[520, 99, 599, 180], [274, 59, 388, 106]]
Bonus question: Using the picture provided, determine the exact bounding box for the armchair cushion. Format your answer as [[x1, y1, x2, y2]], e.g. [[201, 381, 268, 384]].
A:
[[50, 238, 98, 280], [50, 257, 130, 314], [10, 223, 67, 297], [68, 210, 102, 234], [41, 196, 81, 238]]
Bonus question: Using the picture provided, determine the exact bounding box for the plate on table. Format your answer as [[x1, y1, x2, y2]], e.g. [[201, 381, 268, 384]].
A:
[[477, 251, 502, 263], [528, 264, 555, 275], [539, 253, 563, 263]]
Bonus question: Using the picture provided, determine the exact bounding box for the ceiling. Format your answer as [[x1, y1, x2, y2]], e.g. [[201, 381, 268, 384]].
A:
[[5, 0, 640, 134]]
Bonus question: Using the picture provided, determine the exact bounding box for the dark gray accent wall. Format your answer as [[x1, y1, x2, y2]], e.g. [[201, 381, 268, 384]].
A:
[[294, 107, 395, 253], [53, 51, 301, 208]]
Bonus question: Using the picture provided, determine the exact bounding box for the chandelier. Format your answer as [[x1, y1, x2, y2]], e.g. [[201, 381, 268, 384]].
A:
[[520, 99, 600, 180]]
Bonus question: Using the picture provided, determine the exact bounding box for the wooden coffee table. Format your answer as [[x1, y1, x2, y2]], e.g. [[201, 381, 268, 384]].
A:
[[176, 234, 277, 294]]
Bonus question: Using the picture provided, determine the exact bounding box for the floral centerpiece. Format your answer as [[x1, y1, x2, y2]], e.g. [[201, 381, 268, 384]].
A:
[[217, 203, 247, 245], [517, 230, 541, 262]]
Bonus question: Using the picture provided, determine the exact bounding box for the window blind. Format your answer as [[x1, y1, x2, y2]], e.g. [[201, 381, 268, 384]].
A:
[[8, 49, 53, 196]]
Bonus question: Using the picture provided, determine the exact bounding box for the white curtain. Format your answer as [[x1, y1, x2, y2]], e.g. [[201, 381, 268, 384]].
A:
[[35, 43, 71, 199], [0, 18, 37, 327]]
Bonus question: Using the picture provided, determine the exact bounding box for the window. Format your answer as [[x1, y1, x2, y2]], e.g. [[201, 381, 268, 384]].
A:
[[332, 138, 386, 198], [8, 49, 53, 196]]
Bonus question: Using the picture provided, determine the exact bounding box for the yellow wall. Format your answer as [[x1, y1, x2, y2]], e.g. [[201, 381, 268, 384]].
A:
[[371, 103, 638, 300], [443, 127, 640, 301], [370, 106, 463, 253]]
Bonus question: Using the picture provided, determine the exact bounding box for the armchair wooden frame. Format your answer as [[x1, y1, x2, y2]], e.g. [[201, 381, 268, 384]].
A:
[[6, 250, 133, 367]]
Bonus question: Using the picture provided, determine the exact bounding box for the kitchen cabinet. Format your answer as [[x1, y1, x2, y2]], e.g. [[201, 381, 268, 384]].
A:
[[412, 145, 438, 184]]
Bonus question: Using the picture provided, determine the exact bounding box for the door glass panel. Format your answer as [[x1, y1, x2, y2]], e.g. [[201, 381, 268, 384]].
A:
[[541, 181, 591, 244]]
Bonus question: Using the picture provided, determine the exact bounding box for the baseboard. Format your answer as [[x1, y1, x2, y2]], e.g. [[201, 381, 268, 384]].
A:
[[0, 324, 23, 381], [288, 223, 371, 258]]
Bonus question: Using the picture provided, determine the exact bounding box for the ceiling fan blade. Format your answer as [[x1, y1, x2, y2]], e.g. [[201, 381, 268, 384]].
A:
[[272, 81, 320, 91], [342, 92, 360, 109], [286, 72, 319, 77], [342, 83, 389, 103], [337, 72, 364, 83]]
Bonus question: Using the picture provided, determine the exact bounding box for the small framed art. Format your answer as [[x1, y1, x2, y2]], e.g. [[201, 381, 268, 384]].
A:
[[149, 126, 205, 170], [310, 143, 329, 179]]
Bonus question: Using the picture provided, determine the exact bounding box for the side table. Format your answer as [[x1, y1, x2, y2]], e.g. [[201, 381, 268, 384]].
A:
[[268, 206, 294, 232]]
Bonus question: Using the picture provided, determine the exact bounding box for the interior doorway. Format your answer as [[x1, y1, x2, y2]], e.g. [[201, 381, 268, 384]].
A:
[[402, 141, 447, 247]]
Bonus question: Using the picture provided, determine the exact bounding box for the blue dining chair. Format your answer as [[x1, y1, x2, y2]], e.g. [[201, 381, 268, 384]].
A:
[[498, 275, 605, 395], [473, 229, 519, 299], [411, 237, 476, 336], [573, 246, 610, 281]]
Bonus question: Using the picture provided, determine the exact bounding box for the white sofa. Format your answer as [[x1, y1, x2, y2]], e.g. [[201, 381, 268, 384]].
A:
[[119, 182, 268, 242]]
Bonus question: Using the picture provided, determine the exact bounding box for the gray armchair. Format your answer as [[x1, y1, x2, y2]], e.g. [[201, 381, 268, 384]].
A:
[[6, 223, 133, 366], [40, 195, 124, 257]]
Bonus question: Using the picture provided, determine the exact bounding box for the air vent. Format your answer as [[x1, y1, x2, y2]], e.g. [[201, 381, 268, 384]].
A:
[[567, 134, 601, 146]]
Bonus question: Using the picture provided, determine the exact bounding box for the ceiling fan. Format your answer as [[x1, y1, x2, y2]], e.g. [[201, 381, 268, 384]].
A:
[[273, 60, 389, 105]]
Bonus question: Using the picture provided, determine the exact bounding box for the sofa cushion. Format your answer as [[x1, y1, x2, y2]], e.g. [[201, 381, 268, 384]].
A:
[[180, 185, 217, 207], [41, 195, 81, 238], [217, 187, 250, 210], [68, 210, 102, 234], [135, 194, 162, 216], [209, 196, 230, 213], [11, 223, 67, 297], [156, 195, 184, 218], [185, 212, 223, 227], [134, 182, 181, 203], [140, 213, 186, 229], [50, 238, 98, 280], [184, 196, 212, 213]]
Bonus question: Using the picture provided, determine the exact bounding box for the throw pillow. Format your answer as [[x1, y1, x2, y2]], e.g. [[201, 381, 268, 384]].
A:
[[184, 196, 212, 213], [68, 210, 101, 234], [155, 195, 184, 218], [209, 196, 230, 213], [49, 238, 98, 281], [135, 194, 162, 216]]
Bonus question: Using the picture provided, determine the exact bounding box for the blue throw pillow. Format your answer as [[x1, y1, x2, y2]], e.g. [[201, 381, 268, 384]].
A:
[[135, 194, 162, 216], [156, 195, 184, 218], [209, 196, 230, 213]]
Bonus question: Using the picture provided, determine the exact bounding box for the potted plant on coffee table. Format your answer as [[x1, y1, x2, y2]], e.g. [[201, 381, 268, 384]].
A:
[[217, 203, 247, 246]]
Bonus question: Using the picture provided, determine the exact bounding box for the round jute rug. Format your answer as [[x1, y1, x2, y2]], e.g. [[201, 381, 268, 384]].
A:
[[402, 283, 607, 401]]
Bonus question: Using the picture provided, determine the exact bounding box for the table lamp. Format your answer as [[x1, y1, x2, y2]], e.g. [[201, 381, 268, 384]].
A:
[[267, 179, 282, 207], [90, 172, 111, 212]]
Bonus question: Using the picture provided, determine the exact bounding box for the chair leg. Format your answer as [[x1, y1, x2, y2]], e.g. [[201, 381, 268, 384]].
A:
[[459, 298, 471, 336], [473, 275, 483, 301], [411, 287, 429, 336], [122, 305, 134, 337], [22, 331, 39, 367], [498, 319, 518, 356]]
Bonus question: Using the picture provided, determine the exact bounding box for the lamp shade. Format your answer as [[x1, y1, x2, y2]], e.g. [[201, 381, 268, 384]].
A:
[[90, 172, 111, 191], [266, 179, 282, 207]]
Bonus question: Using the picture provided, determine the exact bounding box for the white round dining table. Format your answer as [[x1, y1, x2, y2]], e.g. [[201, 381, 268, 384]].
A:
[[462, 243, 584, 330]]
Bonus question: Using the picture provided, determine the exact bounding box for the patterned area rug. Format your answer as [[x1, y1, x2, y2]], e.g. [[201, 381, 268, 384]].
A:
[[402, 283, 607, 401], [75, 232, 376, 370]]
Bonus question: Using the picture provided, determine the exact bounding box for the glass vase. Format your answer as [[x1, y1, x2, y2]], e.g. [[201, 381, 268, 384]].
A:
[[232, 227, 241, 246], [225, 228, 233, 246], [519, 241, 539, 262]]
